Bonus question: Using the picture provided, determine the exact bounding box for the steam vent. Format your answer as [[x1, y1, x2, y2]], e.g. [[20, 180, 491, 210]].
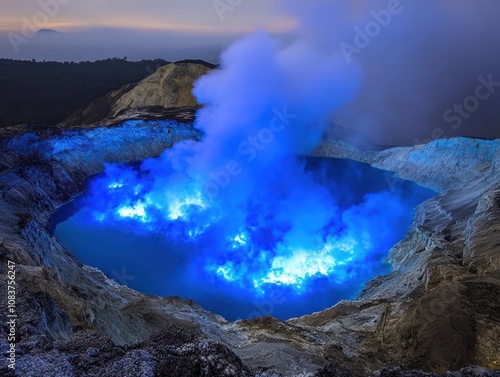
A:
[[0, 1, 499, 376]]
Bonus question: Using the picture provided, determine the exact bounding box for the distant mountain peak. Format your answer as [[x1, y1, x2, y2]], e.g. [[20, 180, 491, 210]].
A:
[[37, 28, 60, 34]]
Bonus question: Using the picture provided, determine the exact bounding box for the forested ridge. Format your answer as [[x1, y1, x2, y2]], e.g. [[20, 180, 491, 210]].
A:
[[0, 58, 170, 127]]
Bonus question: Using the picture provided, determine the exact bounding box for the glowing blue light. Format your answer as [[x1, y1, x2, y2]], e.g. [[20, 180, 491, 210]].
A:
[[56, 152, 434, 321], [215, 264, 237, 282], [166, 191, 208, 221], [117, 201, 148, 220], [229, 231, 248, 249], [63, 32, 433, 301], [79, 158, 429, 297], [108, 182, 124, 189]]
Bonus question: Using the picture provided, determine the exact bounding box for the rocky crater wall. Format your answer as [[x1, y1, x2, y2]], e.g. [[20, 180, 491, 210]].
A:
[[0, 121, 498, 376]]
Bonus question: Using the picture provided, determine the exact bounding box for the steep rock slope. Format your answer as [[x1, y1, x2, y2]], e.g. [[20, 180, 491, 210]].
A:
[[307, 138, 500, 372], [58, 61, 214, 128], [111, 61, 213, 115], [0, 122, 498, 376]]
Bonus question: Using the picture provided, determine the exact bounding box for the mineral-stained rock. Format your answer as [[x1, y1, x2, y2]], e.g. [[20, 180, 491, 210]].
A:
[[58, 61, 214, 129], [111, 61, 213, 114], [0, 119, 498, 376]]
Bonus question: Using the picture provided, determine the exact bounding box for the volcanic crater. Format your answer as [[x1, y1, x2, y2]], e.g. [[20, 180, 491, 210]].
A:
[[0, 62, 499, 377]]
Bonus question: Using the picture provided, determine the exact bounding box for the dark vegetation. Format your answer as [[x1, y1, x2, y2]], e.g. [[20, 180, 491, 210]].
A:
[[0, 58, 170, 128]]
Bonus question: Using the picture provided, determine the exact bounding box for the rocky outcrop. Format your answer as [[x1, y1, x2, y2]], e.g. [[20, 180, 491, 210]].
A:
[[111, 61, 213, 115], [58, 61, 214, 128], [307, 137, 500, 372], [0, 119, 498, 376]]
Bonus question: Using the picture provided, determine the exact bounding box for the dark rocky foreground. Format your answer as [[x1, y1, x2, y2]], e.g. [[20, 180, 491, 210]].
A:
[[0, 116, 498, 376]]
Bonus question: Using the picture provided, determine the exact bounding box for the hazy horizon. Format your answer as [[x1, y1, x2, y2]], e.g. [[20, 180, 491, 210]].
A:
[[0, 27, 235, 63], [1, 0, 499, 145], [0, 0, 293, 63]]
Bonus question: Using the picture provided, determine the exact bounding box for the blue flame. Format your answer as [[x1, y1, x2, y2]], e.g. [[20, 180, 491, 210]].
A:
[[69, 154, 431, 299], [54, 32, 435, 319]]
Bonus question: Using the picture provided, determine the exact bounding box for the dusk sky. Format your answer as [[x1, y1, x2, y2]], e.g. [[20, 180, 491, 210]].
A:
[[0, 0, 294, 33], [1, 0, 499, 144], [0, 0, 298, 62]]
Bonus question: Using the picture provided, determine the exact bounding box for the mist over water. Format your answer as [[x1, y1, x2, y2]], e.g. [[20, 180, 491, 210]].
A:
[[47, 1, 497, 319], [54, 157, 434, 320], [48, 11, 443, 319]]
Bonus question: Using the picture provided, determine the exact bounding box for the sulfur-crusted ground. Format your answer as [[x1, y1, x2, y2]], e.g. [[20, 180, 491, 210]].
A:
[[0, 116, 498, 376]]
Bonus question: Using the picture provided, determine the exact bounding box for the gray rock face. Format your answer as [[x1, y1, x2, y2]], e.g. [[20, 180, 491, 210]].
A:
[[111, 62, 213, 115], [0, 120, 498, 376], [58, 61, 213, 128], [310, 137, 500, 372]]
